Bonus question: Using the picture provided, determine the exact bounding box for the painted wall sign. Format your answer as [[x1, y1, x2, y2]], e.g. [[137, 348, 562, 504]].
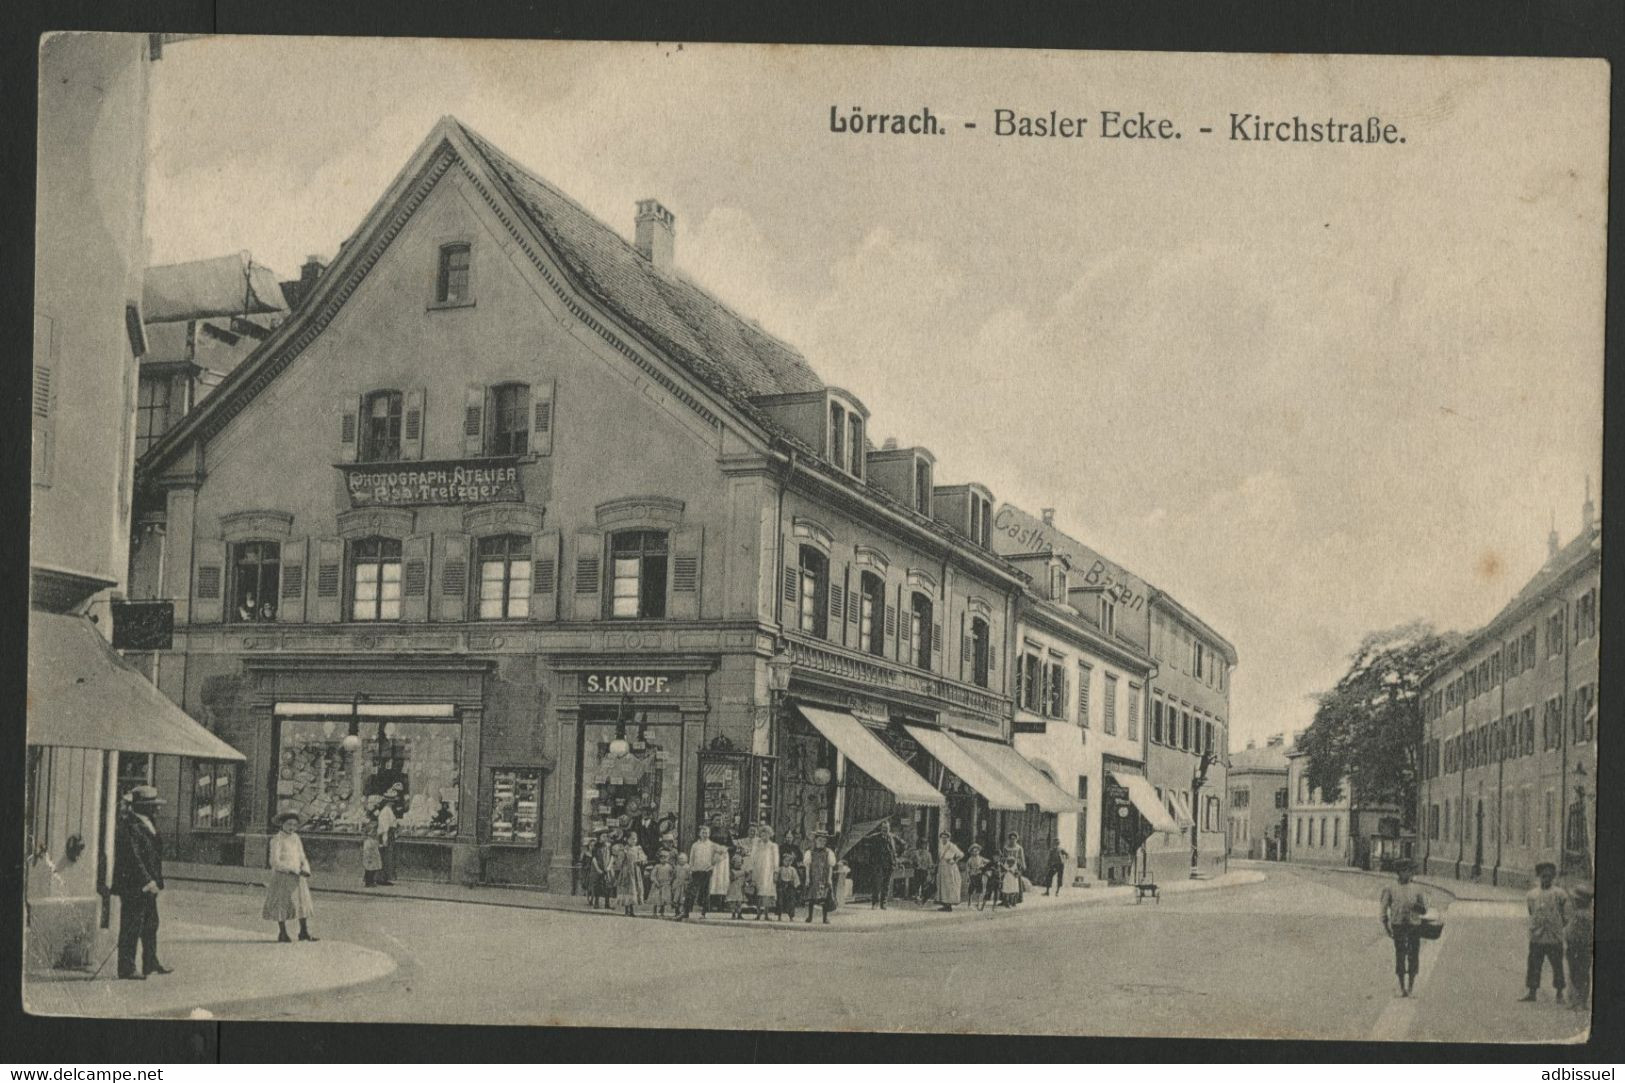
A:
[[993, 504, 1148, 612], [583, 673, 675, 695], [340, 458, 522, 507]]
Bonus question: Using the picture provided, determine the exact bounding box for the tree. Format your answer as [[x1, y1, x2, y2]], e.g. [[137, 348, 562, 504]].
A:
[[1300, 622, 1463, 829]]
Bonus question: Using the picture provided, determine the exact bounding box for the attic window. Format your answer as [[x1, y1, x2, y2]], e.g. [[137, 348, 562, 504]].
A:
[[435, 243, 472, 305], [913, 458, 932, 516], [829, 398, 864, 478]]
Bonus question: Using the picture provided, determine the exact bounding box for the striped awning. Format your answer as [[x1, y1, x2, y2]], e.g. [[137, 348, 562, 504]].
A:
[[1111, 771, 1181, 834], [795, 705, 945, 808], [902, 724, 1029, 811], [958, 738, 1081, 813]]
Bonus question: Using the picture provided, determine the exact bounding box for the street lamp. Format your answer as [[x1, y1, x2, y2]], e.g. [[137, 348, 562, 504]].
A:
[[1191, 748, 1215, 879]]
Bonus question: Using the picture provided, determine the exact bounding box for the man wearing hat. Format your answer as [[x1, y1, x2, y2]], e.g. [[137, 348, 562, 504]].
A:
[[375, 783, 402, 885], [1522, 861, 1570, 1002], [112, 786, 171, 980], [1379, 859, 1428, 997]]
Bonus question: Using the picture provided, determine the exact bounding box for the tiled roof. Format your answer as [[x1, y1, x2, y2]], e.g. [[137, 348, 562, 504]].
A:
[[144, 253, 287, 323], [1230, 743, 1291, 772], [457, 122, 825, 417], [1455, 522, 1601, 657]]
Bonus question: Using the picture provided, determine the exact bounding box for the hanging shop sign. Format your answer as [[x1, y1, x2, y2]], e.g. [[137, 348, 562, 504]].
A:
[[339, 458, 522, 508]]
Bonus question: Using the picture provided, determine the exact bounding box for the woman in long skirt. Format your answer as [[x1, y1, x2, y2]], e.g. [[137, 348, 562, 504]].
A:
[[263, 812, 318, 942], [935, 832, 965, 912]]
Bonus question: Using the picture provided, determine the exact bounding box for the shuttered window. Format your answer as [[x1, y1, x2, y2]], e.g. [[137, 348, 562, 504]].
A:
[[798, 547, 829, 638], [350, 537, 402, 621], [611, 531, 668, 619], [477, 534, 532, 619]]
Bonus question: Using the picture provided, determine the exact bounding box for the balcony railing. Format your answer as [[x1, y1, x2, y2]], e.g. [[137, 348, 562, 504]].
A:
[[784, 633, 1012, 721]]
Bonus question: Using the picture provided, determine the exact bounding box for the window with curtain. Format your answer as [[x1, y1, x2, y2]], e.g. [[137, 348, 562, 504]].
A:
[[350, 536, 403, 620], [436, 242, 472, 304], [611, 531, 669, 619], [797, 546, 829, 637], [477, 534, 533, 619], [230, 540, 281, 622], [488, 383, 530, 456], [360, 389, 403, 462], [860, 572, 885, 655]]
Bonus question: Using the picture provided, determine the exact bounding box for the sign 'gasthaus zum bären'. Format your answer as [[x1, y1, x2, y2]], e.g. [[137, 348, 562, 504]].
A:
[[340, 459, 523, 507]]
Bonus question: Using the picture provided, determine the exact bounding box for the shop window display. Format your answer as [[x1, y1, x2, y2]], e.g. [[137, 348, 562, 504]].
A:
[[579, 713, 681, 846], [489, 767, 542, 845], [192, 762, 238, 830], [276, 718, 461, 836]]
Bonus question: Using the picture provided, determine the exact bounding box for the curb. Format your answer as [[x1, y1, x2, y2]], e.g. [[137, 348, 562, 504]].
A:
[[1261, 860, 1465, 902], [167, 869, 1264, 934]]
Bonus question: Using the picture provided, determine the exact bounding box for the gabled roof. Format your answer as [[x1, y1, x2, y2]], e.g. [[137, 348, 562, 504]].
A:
[[1230, 742, 1290, 773], [144, 253, 287, 323], [457, 122, 824, 410]]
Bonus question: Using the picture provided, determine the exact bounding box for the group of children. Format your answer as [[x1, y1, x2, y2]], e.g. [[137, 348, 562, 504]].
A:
[[963, 844, 1028, 910], [580, 827, 829, 921]]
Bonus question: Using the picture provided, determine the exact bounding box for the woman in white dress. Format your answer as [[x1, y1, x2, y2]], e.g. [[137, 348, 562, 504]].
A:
[[263, 812, 319, 942], [935, 831, 965, 912], [747, 824, 780, 920]]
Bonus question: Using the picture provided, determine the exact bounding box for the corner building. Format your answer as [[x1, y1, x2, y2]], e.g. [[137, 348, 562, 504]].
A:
[[131, 118, 1029, 890]]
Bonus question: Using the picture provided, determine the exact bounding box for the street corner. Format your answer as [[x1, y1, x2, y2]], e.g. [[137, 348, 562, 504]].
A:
[[22, 919, 397, 1020]]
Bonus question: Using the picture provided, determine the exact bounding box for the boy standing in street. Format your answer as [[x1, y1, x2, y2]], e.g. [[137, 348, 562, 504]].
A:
[[1521, 861, 1569, 1002], [1379, 859, 1428, 997]]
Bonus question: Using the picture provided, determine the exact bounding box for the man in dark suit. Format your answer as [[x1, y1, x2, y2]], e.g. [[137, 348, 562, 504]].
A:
[[113, 786, 171, 980]]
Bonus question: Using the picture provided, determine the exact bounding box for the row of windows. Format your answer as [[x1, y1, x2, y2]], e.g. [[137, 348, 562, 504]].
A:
[[343, 381, 552, 463], [1429, 788, 1560, 851], [1152, 614, 1228, 692], [1434, 683, 1598, 775], [1150, 698, 1220, 758], [1423, 588, 1599, 722], [1293, 815, 1343, 850], [1014, 652, 1143, 741], [209, 530, 672, 624], [786, 544, 990, 685]]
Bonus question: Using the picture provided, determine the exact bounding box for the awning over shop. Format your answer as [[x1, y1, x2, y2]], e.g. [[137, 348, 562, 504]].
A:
[[27, 611, 245, 761], [902, 724, 1029, 811], [1168, 790, 1196, 829], [794, 705, 945, 808], [959, 738, 1080, 813], [1110, 771, 1180, 833]]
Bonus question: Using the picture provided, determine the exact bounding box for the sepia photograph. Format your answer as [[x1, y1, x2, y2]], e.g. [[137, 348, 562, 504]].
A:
[[23, 34, 1607, 1045]]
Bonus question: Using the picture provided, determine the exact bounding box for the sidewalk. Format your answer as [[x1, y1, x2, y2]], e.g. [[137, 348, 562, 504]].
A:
[[1253, 859, 1528, 905], [24, 919, 396, 1020], [167, 860, 1264, 933]]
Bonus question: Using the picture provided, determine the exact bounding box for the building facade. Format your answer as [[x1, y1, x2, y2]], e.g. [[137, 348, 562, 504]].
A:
[[1145, 592, 1235, 881], [1418, 505, 1600, 888], [1004, 548, 1158, 885], [131, 118, 1046, 893], [1227, 736, 1289, 860], [1284, 747, 1400, 867]]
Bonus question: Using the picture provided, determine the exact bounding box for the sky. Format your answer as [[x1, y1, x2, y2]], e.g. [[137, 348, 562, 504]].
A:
[[141, 38, 1607, 748]]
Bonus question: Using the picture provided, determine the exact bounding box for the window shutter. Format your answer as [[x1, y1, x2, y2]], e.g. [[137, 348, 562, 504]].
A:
[[670, 525, 703, 620], [277, 537, 309, 623], [531, 530, 561, 621], [829, 583, 844, 623], [310, 537, 343, 623], [571, 529, 604, 621], [340, 396, 361, 462], [401, 533, 432, 621], [532, 378, 555, 456], [932, 621, 943, 660], [988, 643, 996, 687], [401, 387, 426, 460], [884, 603, 897, 637], [437, 533, 470, 622], [463, 384, 486, 457], [191, 539, 226, 625], [960, 614, 970, 683]]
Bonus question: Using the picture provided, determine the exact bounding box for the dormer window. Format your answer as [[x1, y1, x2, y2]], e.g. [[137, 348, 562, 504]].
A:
[[978, 495, 992, 547], [1100, 597, 1116, 637], [914, 458, 932, 516], [830, 402, 846, 471], [828, 396, 865, 478], [848, 413, 864, 479], [1049, 563, 1067, 602]]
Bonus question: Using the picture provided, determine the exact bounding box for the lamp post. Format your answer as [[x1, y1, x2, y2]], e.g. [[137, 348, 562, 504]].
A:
[[764, 646, 795, 830], [1190, 748, 1215, 878]]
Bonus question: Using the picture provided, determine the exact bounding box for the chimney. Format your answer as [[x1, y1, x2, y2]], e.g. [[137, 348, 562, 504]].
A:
[[634, 199, 675, 272], [1041, 508, 1056, 526], [1582, 476, 1595, 533], [300, 255, 324, 288], [1266, 734, 1284, 747], [882, 437, 898, 451], [1548, 510, 1560, 560]]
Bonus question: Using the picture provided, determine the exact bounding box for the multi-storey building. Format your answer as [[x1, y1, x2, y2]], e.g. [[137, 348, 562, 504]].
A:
[[1418, 501, 1600, 887], [1227, 735, 1289, 860], [1145, 592, 1235, 880], [1285, 745, 1401, 867], [130, 117, 1048, 891], [1003, 544, 1163, 885], [28, 32, 240, 971]]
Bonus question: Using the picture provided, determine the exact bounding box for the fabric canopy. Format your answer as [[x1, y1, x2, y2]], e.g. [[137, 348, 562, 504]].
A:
[[902, 724, 1030, 811], [795, 705, 945, 808], [1111, 771, 1180, 833], [27, 611, 245, 761], [1168, 789, 1196, 829], [959, 739, 1080, 813]]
